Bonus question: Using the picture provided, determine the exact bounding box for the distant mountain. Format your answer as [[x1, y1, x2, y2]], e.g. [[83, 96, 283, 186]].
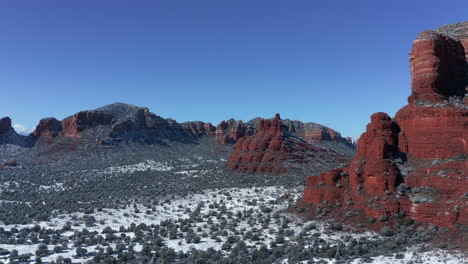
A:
[[0, 117, 34, 147], [0, 102, 355, 173], [32, 102, 213, 145]]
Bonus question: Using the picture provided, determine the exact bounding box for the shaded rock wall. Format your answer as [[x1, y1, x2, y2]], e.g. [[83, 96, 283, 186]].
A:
[[0, 117, 12, 134]]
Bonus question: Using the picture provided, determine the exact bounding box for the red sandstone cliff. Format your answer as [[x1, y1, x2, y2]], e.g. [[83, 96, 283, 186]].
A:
[[301, 22, 468, 231], [31, 118, 62, 142], [61, 111, 114, 138], [226, 114, 350, 173]]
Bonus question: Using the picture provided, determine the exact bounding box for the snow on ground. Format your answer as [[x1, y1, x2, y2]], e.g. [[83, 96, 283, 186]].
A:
[[95, 160, 174, 174], [39, 182, 65, 192], [0, 186, 465, 264], [349, 249, 467, 264], [0, 180, 66, 194], [0, 144, 25, 161], [78, 157, 225, 177], [0, 181, 19, 194]]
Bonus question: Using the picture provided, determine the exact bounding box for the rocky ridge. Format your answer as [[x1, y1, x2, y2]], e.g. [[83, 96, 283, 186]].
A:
[[1, 103, 355, 171], [227, 114, 351, 173], [214, 117, 354, 148]]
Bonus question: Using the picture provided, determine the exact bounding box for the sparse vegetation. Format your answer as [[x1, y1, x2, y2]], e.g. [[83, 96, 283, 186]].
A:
[[0, 139, 463, 263]]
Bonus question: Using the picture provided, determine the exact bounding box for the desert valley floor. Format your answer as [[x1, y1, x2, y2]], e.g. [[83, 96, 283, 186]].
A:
[[0, 139, 466, 264]]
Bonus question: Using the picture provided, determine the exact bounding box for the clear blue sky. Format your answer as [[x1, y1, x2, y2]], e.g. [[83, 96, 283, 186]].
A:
[[1, 0, 467, 139]]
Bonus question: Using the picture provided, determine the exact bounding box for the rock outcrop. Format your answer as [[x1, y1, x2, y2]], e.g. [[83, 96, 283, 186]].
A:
[[0, 117, 32, 147], [410, 23, 467, 103], [6, 106, 355, 163], [0, 117, 12, 134], [19, 101, 355, 156], [28, 103, 218, 147], [181, 121, 216, 137], [215, 119, 257, 144], [31, 118, 62, 142], [282, 120, 355, 148], [227, 114, 350, 173], [61, 103, 220, 145], [301, 22, 468, 231], [214, 117, 356, 150], [61, 111, 114, 139]]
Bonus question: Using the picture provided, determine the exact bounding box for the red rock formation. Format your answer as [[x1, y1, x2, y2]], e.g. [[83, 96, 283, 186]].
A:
[[19, 103, 354, 161], [61, 111, 114, 138], [227, 114, 289, 173], [395, 105, 467, 159], [303, 113, 406, 221], [32, 103, 217, 146], [301, 22, 468, 230], [410, 30, 466, 102], [227, 114, 346, 173], [32, 118, 62, 142], [349, 113, 403, 194], [282, 120, 354, 147], [215, 119, 256, 144], [49, 102, 354, 148], [214, 117, 355, 151], [182, 121, 216, 137], [305, 127, 341, 143]]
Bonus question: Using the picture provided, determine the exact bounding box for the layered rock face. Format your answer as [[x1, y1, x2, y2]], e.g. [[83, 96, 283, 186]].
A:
[[214, 117, 355, 149], [28, 103, 219, 147], [215, 119, 258, 144], [303, 113, 405, 218], [31, 118, 62, 142], [102, 107, 217, 144], [283, 120, 355, 147], [302, 22, 467, 229], [227, 114, 303, 173], [4, 103, 355, 160], [181, 121, 216, 137], [227, 114, 349, 173], [410, 30, 466, 102], [61, 111, 114, 138]]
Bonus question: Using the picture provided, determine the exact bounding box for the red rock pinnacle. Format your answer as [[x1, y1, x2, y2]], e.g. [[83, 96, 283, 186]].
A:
[[301, 22, 468, 231]]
